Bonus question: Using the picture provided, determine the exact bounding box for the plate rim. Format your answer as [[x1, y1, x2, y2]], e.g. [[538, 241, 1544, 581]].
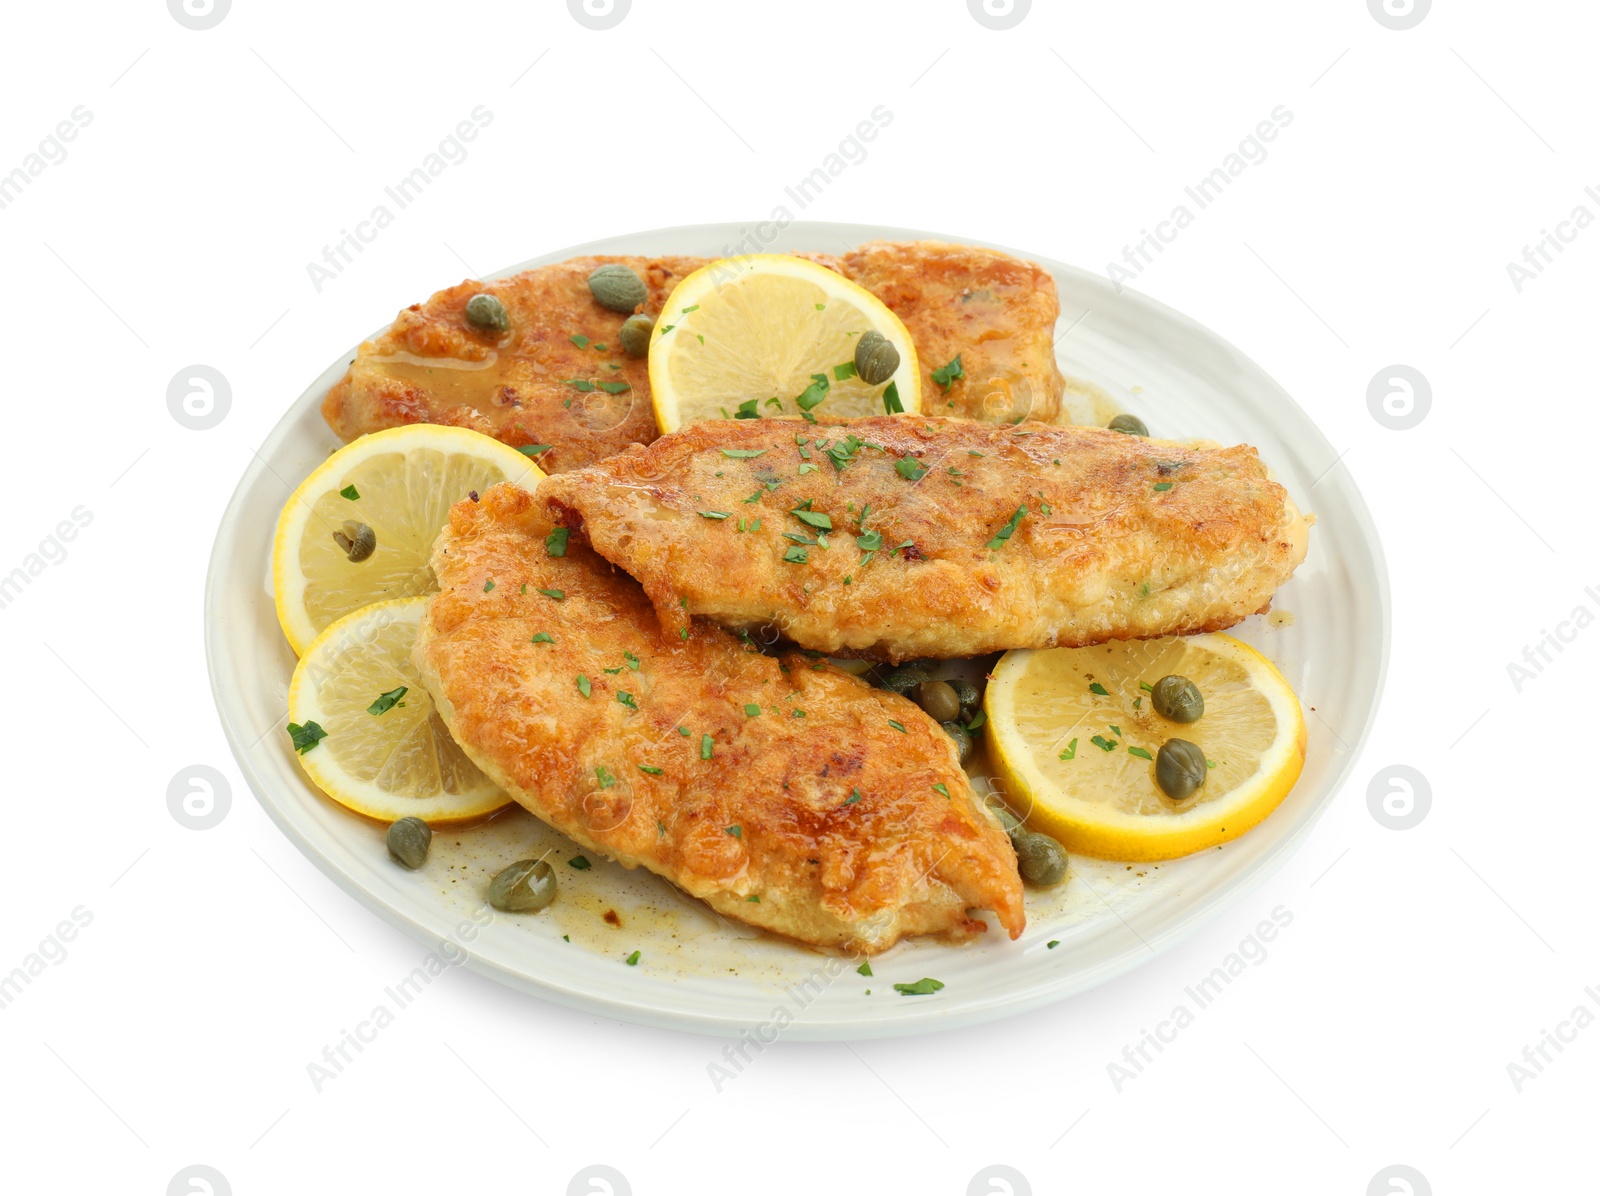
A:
[[204, 219, 1391, 1040]]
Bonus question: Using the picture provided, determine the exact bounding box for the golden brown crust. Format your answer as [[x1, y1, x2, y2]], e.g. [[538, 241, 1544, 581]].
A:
[[414, 482, 1024, 953], [541, 417, 1310, 661], [321, 244, 1067, 469], [321, 256, 699, 473], [839, 241, 1066, 423]]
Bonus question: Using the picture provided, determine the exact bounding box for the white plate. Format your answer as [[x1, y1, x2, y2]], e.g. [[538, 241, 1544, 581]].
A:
[[205, 222, 1388, 1040]]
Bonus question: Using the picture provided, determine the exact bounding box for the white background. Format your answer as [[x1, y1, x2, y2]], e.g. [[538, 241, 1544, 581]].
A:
[[1, 1, 1592, 1193]]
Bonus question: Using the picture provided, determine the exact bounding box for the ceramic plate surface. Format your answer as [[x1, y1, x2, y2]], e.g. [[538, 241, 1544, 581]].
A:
[[205, 222, 1388, 1040]]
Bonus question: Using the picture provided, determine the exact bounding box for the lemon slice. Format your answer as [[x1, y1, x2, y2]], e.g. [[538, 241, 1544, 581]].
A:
[[648, 254, 921, 433], [273, 425, 543, 656], [986, 634, 1306, 861], [287, 597, 509, 823]]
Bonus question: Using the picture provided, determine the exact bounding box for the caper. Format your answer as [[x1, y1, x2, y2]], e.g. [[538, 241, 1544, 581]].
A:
[[386, 817, 431, 870], [465, 293, 509, 333], [854, 330, 901, 386], [587, 263, 648, 314], [940, 721, 974, 765], [1108, 413, 1149, 437], [948, 679, 981, 721], [984, 798, 1023, 835], [1013, 832, 1069, 887], [1155, 738, 1208, 802], [618, 312, 654, 358], [914, 680, 963, 724], [332, 520, 377, 562], [1151, 674, 1204, 723], [881, 667, 931, 697], [487, 858, 557, 913]]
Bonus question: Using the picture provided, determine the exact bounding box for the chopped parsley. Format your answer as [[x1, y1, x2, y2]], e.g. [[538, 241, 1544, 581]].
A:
[[625, 950, 640, 966], [1153, 481, 1173, 492], [568, 855, 591, 870], [1059, 738, 1078, 760], [367, 686, 408, 715], [1129, 746, 1154, 760], [883, 381, 904, 414], [888, 720, 908, 733], [624, 651, 640, 670], [1047, 940, 1060, 949], [545, 527, 569, 557], [894, 456, 928, 482], [595, 765, 616, 789], [725, 824, 741, 838], [744, 703, 761, 717], [857, 962, 873, 977], [833, 361, 857, 381], [966, 710, 987, 731], [893, 977, 945, 996], [1088, 682, 1110, 696], [792, 508, 832, 530], [701, 734, 714, 760], [698, 510, 731, 520], [783, 545, 809, 564], [931, 354, 964, 391], [932, 782, 950, 798], [537, 588, 564, 600], [518, 444, 552, 456], [734, 398, 761, 419], [617, 692, 638, 711], [563, 378, 596, 392], [841, 789, 861, 806], [856, 529, 883, 551], [986, 506, 1027, 549], [597, 381, 630, 395], [531, 632, 554, 644], [722, 448, 767, 459], [483, 579, 496, 592], [576, 674, 592, 698], [1091, 734, 1117, 752], [339, 484, 359, 500], [569, 333, 590, 349], [746, 894, 761, 902], [794, 372, 831, 413], [287, 720, 327, 754], [1139, 681, 1154, 693], [638, 764, 664, 775]]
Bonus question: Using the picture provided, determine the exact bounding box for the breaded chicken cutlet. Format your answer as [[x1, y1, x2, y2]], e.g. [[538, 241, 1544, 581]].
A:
[[321, 242, 1065, 471], [413, 482, 1025, 953], [542, 417, 1311, 662]]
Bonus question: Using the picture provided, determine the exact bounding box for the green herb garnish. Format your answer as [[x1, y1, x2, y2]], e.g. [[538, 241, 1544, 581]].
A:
[[987, 506, 1027, 549], [576, 674, 592, 698], [931, 355, 964, 391], [367, 686, 408, 715], [287, 720, 326, 754], [893, 977, 945, 996], [545, 527, 569, 557], [339, 484, 359, 500]]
